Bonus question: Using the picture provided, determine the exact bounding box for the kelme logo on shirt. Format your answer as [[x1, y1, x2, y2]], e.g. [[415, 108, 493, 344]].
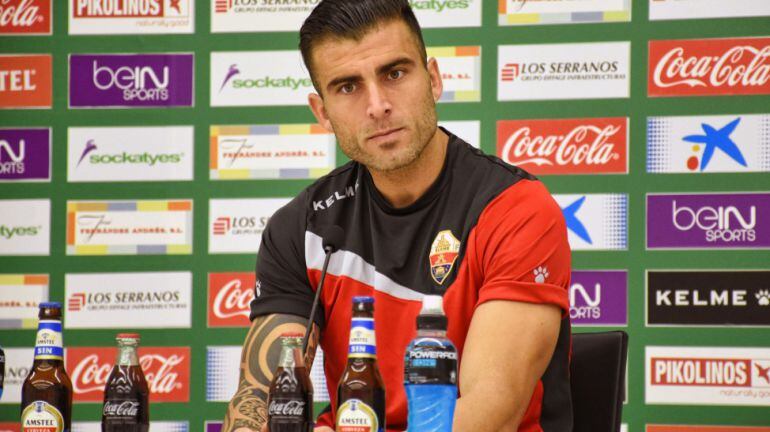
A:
[[429, 230, 460, 285]]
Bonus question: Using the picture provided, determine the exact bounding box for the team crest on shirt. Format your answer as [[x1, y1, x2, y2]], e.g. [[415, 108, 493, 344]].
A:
[[429, 230, 461, 285]]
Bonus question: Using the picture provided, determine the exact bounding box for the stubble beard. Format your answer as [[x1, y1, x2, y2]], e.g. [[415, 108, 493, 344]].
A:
[[333, 89, 438, 174]]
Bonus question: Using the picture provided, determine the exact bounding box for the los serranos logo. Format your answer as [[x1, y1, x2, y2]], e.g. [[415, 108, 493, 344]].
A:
[[212, 215, 269, 236]]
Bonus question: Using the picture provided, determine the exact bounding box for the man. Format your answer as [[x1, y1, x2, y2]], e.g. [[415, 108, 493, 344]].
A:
[[223, 1, 572, 431]]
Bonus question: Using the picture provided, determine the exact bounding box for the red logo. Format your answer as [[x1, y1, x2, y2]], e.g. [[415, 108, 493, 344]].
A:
[[0, 0, 51, 35], [649, 37, 770, 97], [501, 63, 520, 82], [72, 0, 185, 18], [213, 217, 231, 235], [66, 346, 190, 403], [0, 54, 52, 109], [214, 0, 230, 13], [208, 272, 255, 327], [497, 117, 628, 175], [68, 293, 85, 311], [650, 357, 752, 387]]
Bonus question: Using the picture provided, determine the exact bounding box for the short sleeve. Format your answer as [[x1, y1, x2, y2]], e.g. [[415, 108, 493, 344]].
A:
[[249, 192, 323, 327], [473, 179, 571, 314]]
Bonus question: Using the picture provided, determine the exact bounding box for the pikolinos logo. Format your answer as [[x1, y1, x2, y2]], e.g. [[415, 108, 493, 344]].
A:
[[647, 193, 770, 249], [649, 37, 770, 97], [69, 54, 194, 108], [497, 118, 627, 175], [67, 347, 190, 402], [0, 0, 51, 35]]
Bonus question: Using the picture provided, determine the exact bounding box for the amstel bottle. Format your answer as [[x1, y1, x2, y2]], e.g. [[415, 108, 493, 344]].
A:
[[21, 302, 72, 431], [337, 296, 386, 432]]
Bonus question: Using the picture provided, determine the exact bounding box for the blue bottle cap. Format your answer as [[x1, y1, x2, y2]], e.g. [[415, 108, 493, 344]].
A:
[[39, 302, 62, 309], [352, 296, 374, 303]]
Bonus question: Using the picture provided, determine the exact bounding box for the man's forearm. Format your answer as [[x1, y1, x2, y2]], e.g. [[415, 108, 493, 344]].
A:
[[452, 383, 528, 432]]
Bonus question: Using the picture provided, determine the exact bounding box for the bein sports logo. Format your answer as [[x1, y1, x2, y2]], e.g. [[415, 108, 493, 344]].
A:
[[92, 61, 169, 102], [682, 117, 747, 171], [570, 282, 600, 320], [672, 200, 756, 243], [0, 138, 25, 175]]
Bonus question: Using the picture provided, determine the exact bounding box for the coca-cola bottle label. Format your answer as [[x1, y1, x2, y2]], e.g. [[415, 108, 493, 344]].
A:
[[21, 401, 64, 432], [268, 398, 307, 418], [336, 399, 380, 432], [103, 400, 141, 419], [34, 320, 63, 360], [348, 318, 376, 358]]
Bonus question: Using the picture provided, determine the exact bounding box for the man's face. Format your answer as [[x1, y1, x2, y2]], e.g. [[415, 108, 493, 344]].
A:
[[307, 20, 443, 172]]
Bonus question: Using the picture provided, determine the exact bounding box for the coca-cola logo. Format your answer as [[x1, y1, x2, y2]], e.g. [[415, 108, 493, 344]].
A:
[[103, 400, 140, 416], [0, 0, 50, 34], [268, 400, 306, 417], [497, 118, 628, 175], [649, 38, 770, 97], [66, 347, 189, 402], [208, 273, 255, 327]]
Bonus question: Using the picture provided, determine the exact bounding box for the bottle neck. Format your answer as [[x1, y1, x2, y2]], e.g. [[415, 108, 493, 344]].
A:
[[278, 344, 304, 369], [417, 328, 447, 338], [347, 316, 377, 360], [116, 343, 139, 366], [33, 319, 63, 361]]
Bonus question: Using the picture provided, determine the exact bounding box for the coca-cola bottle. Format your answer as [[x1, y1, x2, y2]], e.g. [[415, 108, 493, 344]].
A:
[[102, 333, 149, 432], [267, 333, 313, 432]]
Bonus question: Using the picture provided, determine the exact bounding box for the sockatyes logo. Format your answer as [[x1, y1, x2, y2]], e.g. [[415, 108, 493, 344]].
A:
[[69, 54, 194, 108], [647, 193, 770, 249]]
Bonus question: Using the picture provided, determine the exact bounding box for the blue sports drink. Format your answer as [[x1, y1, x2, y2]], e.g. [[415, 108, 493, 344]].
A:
[[404, 295, 458, 432]]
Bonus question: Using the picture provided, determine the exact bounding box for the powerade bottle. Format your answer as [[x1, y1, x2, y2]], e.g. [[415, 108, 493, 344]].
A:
[[404, 295, 457, 432]]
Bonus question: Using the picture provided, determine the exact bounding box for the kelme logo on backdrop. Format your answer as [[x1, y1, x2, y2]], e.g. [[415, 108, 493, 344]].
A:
[[0, 128, 50, 181], [68, 126, 194, 182], [67, 346, 190, 403], [498, 0, 631, 26], [208, 198, 289, 253], [69, 54, 194, 108], [0, 274, 48, 329], [647, 270, 770, 327], [0, 54, 52, 108], [69, 0, 193, 35], [66, 200, 193, 255], [646, 346, 770, 406], [649, 37, 770, 97], [409, 0, 480, 28], [0, 0, 52, 34], [498, 42, 630, 101], [553, 194, 627, 250], [647, 193, 770, 249], [647, 114, 770, 174], [570, 270, 627, 326], [498, 117, 628, 175], [211, 51, 311, 106], [0, 199, 49, 256], [210, 124, 336, 180], [65, 272, 192, 329]]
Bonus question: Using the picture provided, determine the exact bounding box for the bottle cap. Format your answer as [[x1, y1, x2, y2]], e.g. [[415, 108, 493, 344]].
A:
[[116, 333, 141, 340], [39, 302, 62, 309], [420, 295, 445, 316], [417, 295, 448, 330]]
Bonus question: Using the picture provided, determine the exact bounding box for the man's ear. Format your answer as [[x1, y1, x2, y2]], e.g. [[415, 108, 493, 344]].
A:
[[308, 93, 333, 133], [427, 57, 443, 103]]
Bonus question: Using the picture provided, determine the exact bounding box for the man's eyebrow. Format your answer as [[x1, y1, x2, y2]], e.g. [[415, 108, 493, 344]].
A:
[[325, 57, 418, 92]]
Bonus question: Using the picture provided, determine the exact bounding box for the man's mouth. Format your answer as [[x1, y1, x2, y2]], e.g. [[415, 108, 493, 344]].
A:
[[367, 127, 404, 142]]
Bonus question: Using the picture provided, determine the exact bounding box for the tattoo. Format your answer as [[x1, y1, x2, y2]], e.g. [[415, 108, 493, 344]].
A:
[[223, 314, 317, 431]]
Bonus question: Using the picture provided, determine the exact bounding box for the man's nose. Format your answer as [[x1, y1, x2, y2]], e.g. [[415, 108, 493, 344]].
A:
[[365, 83, 392, 119]]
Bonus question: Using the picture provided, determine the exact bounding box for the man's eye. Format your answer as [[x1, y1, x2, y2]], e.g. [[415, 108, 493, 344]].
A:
[[340, 83, 355, 94], [388, 70, 404, 80]]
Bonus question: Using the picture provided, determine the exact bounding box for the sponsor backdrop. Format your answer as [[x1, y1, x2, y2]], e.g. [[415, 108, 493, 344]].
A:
[[1, 0, 769, 430]]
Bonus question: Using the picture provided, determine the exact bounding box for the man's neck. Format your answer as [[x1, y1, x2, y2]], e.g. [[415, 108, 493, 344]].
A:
[[367, 128, 449, 209]]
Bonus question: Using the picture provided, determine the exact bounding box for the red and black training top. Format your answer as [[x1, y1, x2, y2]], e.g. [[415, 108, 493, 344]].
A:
[[250, 129, 573, 431]]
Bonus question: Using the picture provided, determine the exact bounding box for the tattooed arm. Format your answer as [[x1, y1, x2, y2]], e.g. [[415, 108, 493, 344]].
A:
[[222, 314, 320, 432]]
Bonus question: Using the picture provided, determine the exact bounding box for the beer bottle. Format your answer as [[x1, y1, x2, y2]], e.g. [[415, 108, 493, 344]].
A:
[[267, 333, 313, 432], [102, 333, 149, 432], [337, 296, 385, 432], [21, 302, 72, 431]]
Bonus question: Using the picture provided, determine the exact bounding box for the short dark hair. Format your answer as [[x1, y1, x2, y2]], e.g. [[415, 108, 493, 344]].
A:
[[299, 0, 427, 90]]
